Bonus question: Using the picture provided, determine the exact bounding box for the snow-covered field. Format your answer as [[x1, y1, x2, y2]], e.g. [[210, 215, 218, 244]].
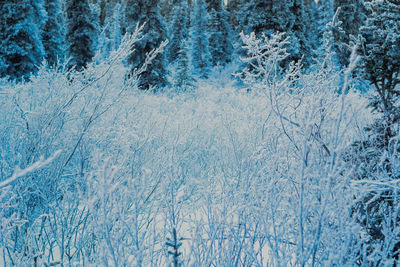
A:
[[1, 26, 399, 265]]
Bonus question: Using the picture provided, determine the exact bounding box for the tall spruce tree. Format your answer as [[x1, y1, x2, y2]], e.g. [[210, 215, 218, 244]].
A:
[[238, 0, 289, 36], [315, 0, 335, 47], [66, 0, 98, 70], [125, 0, 168, 89], [98, 3, 123, 59], [227, 0, 242, 28], [208, 0, 233, 66], [237, 0, 313, 65], [0, 0, 46, 79], [349, 0, 400, 263], [333, 0, 366, 66], [167, 0, 191, 64], [167, 0, 194, 90], [190, 0, 211, 78], [288, 0, 315, 65], [359, 0, 400, 116], [42, 0, 65, 66]]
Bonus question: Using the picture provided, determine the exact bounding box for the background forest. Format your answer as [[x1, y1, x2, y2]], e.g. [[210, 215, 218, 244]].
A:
[[1, 0, 400, 266]]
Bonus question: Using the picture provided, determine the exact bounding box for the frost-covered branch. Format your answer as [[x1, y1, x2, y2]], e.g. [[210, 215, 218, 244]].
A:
[[0, 150, 61, 189]]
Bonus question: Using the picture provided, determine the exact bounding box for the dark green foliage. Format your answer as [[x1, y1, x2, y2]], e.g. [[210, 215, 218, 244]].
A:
[[348, 0, 400, 263], [0, 0, 45, 79], [168, 1, 191, 64], [333, 0, 366, 66], [125, 0, 168, 89], [66, 0, 98, 70], [191, 0, 211, 78], [42, 0, 65, 66], [359, 0, 400, 115], [208, 0, 233, 66], [237, 0, 314, 66]]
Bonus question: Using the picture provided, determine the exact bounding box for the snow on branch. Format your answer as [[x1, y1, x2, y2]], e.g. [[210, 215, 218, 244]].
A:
[[0, 150, 62, 189]]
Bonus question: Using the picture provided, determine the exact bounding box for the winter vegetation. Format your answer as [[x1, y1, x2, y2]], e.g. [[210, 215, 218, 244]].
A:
[[0, 0, 400, 266]]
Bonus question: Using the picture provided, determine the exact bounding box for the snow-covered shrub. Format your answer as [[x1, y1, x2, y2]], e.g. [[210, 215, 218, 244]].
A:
[[0, 25, 166, 266]]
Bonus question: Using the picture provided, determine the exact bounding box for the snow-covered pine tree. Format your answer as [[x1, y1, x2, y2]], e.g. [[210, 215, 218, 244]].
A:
[[359, 0, 400, 115], [315, 0, 335, 47], [160, 0, 176, 23], [167, 0, 194, 91], [167, 0, 191, 64], [190, 0, 211, 78], [66, 0, 98, 70], [0, 0, 45, 79], [42, 0, 65, 67], [237, 0, 313, 65], [238, 0, 287, 36], [208, 0, 233, 66], [98, 2, 123, 59], [349, 0, 400, 263], [173, 38, 195, 91], [333, 0, 366, 66], [286, 0, 314, 65], [125, 0, 168, 89], [227, 0, 242, 28]]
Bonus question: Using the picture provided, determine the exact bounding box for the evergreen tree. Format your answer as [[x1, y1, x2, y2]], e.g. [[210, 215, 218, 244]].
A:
[[237, 0, 313, 65], [66, 0, 98, 70], [98, 3, 123, 59], [359, 0, 400, 115], [333, 0, 366, 66], [190, 0, 211, 78], [160, 0, 176, 23], [125, 0, 168, 89], [288, 0, 315, 65], [167, 0, 194, 91], [315, 0, 335, 48], [173, 38, 195, 91], [167, 0, 191, 64], [0, 0, 45, 79], [227, 0, 242, 28], [42, 0, 65, 67], [238, 0, 289, 36], [349, 0, 400, 263], [208, 0, 233, 66]]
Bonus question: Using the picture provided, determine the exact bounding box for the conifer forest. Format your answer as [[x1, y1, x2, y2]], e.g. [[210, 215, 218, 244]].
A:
[[1, 0, 400, 266]]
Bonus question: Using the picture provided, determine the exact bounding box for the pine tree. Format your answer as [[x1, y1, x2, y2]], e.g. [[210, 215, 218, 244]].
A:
[[0, 0, 46, 79], [227, 0, 242, 28], [98, 3, 123, 59], [167, 0, 194, 91], [190, 0, 211, 78], [349, 0, 400, 263], [42, 0, 65, 67], [333, 0, 366, 66], [125, 0, 168, 89], [359, 0, 400, 115], [315, 0, 335, 47], [167, 0, 191, 64], [208, 0, 233, 66], [287, 0, 315, 65], [237, 0, 313, 65], [173, 39, 195, 91], [160, 0, 176, 23], [238, 0, 291, 36], [66, 0, 98, 70]]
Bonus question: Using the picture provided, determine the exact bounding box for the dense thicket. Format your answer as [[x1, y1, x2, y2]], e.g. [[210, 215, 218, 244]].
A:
[[349, 1, 400, 263], [1, 0, 400, 266]]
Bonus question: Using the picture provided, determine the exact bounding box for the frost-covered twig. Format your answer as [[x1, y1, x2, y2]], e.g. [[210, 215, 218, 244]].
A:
[[0, 150, 61, 189]]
